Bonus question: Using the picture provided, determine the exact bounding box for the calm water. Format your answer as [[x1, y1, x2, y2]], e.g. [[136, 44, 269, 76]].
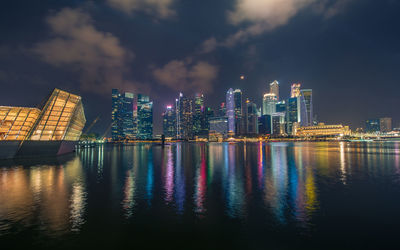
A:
[[1, 142, 400, 249]]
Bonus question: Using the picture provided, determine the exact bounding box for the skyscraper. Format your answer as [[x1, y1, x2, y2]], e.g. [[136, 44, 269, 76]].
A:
[[291, 83, 301, 98], [193, 93, 206, 136], [137, 94, 153, 140], [245, 99, 258, 134], [233, 89, 243, 135], [176, 93, 193, 140], [269, 80, 279, 100], [111, 89, 136, 141], [262, 93, 277, 115], [380, 117, 392, 133], [286, 97, 300, 135], [300, 89, 313, 127], [163, 105, 176, 138], [226, 88, 235, 135]]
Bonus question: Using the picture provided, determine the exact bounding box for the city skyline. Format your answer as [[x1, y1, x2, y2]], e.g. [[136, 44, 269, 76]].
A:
[[1, 0, 400, 134]]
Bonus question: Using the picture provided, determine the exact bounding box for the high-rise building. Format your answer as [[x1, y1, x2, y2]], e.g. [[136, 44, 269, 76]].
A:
[[176, 93, 193, 140], [233, 89, 243, 135], [365, 119, 380, 133], [111, 89, 123, 141], [262, 93, 277, 115], [271, 112, 286, 135], [193, 93, 207, 137], [258, 115, 271, 135], [300, 89, 313, 127], [209, 116, 228, 136], [276, 101, 286, 113], [226, 88, 235, 135], [286, 97, 301, 135], [245, 99, 258, 134], [111, 89, 136, 141], [291, 83, 301, 98], [163, 105, 176, 138], [380, 117, 392, 133], [269, 80, 279, 100], [137, 94, 153, 140]]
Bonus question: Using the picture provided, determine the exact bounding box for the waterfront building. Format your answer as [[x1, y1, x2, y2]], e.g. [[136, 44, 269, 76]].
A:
[[137, 94, 153, 140], [0, 88, 86, 159], [365, 119, 380, 133], [0, 107, 40, 140], [300, 89, 313, 127], [111, 89, 136, 140], [271, 112, 286, 135], [193, 93, 205, 136], [233, 89, 243, 135], [162, 105, 176, 138], [226, 88, 235, 136], [262, 93, 277, 115], [286, 97, 300, 135], [258, 115, 271, 135], [380, 117, 392, 133], [291, 83, 301, 98], [209, 116, 228, 137], [296, 123, 351, 137], [245, 99, 259, 135], [269, 80, 279, 100], [176, 93, 193, 140]]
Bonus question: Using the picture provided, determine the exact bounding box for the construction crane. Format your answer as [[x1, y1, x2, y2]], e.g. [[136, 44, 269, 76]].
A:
[[83, 116, 100, 134]]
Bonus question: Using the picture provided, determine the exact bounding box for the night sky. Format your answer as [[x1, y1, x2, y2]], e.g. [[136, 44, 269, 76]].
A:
[[1, 0, 399, 135]]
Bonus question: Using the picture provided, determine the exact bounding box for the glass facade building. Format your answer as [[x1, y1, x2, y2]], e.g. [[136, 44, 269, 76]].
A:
[[0, 107, 41, 140], [29, 89, 86, 141], [1, 88, 86, 142], [226, 88, 235, 135], [233, 89, 243, 135], [300, 89, 313, 127], [163, 106, 176, 138], [269, 80, 279, 100], [137, 94, 153, 140], [111, 89, 136, 141]]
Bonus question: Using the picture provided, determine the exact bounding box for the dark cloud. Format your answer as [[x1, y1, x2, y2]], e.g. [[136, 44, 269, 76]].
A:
[[106, 0, 176, 18]]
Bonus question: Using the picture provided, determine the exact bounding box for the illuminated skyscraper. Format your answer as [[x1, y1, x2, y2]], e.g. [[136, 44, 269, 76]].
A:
[[245, 99, 258, 134], [111, 89, 136, 140], [137, 94, 153, 140], [233, 89, 243, 135], [269, 80, 279, 100], [291, 83, 301, 98], [226, 88, 235, 135], [163, 105, 176, 138], [286, 97, 300, 135], [176, 93, 193, 140], [300, 89, 313, 127], [262, 93, 277, 115], [219, 102, 226, 117], [193, 93, 206, 136]]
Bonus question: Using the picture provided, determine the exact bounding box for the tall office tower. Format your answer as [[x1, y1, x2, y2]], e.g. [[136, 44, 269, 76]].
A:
[[163, 105, 176, 138], [233, 89, 243, 135], [122, 92, 135, 139], [226, 88, 235, 135], [137, 94, 153, 139], [286, 97, 300, 135], [111, 89, 123, 141], [380, 117, 392, 133], [300, 89, 313, 126], [245, 99, 259, 134], [205, 106, 214, 134], [176, 93, 193, 140], [276, 100, 286, 113], [269, 80, 279, 100], [111, 89, 136, 140], [193, 93, 205, 136], [291, 83, 301, 98], [258, 115, 272, 135], [365, 119, 380, 133], [262, 93, 277, 115], [271, 113, 286, 135]]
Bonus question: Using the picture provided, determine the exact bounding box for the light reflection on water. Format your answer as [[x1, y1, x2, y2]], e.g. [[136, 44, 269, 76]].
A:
[[1, 141, 400, 247]]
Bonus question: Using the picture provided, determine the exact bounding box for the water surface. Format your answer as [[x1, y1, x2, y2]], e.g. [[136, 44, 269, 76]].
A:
[[1, 142, 400, 249]]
